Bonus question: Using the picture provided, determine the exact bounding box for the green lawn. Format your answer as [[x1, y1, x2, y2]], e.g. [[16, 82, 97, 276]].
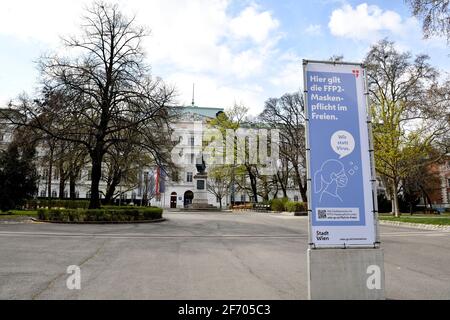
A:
[[0, 210, 38, 218], [379, 215, 450, 226]]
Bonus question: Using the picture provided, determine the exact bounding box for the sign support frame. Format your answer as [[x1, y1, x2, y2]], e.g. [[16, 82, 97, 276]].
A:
[[302, 59, 380, 250], [304, 59, 385, 299]]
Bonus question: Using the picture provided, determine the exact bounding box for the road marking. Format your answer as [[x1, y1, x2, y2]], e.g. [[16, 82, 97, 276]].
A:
[[380, 231, 449, 237], [0, 231, 307, 239], [0, 227, 447, 240], [424, 233, 448, 237]]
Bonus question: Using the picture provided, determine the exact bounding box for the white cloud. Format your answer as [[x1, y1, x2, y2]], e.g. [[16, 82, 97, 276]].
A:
[[0, 0, 286, 114], [328, 3, 418, 41], [229, 5, 280, 43], [166, 72, 265, 111], [270, 52, 302, 92], [305, 24, 322, 36], [0, 0, 89, 45]]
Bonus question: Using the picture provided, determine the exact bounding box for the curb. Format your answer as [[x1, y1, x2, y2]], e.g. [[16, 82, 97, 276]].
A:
[[275, 211, 308, 216], [379, 220, 450, 231], [233, 210, 308, 216], [31, 217, 166, 224]]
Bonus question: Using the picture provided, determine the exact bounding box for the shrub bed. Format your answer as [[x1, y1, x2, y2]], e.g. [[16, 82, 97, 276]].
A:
[[37, 207, 163, 223], [270, 198, 307, 213], [27, 199, 90, 210], [285, 201, 307, 213], [101, 205, 160, 210], [271, 198, 289, 212]]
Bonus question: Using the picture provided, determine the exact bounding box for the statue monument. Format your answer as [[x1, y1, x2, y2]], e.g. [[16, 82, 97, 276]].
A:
[[190, 154, 210, 209]]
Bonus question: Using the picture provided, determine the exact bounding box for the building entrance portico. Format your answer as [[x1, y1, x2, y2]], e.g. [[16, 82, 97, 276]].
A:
[[170, 192, 177, 208], [184, 190, 194, 208]]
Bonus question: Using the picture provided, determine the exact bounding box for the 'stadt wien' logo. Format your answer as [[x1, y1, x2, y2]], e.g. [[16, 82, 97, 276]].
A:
[[352, 69, 360, 78]]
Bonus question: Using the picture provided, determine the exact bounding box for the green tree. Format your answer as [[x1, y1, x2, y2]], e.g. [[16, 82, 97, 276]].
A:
[[207, 166, 232, 209], [400, 149, 442, 213], [206, 104, 254, 203], [0, 141, 38, 211], [366, 39, 448, 216]]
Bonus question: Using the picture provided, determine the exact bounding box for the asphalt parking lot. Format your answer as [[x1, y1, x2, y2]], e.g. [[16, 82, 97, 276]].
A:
[[0, 211, 449, 299]]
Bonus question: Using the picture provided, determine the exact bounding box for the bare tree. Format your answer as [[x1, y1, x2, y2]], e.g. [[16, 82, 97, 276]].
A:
[[259, 93, 308, 202], [329, 55, 344, 62], [365, 39, 449, 216], [6, 2, 175, 208], [102, 127, 152, 203], [207, 166, 232, 209], [406, 0, 450, 42], [401, 149, 443, 213]]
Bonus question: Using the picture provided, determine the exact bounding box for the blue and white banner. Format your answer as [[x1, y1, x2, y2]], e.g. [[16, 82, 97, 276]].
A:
[[304, 61, 376, 247]]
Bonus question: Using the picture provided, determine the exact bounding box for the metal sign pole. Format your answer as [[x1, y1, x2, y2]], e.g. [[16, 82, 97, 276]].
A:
[[363, 67, 381, 246], [302, 60, 314, 249]]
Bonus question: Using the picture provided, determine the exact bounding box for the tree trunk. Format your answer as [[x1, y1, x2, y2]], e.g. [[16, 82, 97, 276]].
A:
[[47, 146, 54, 199], [392, 182, 400, 217], [300, 180, 307, 202], [276, 172, 287, 198], [293, 164, 308, 202], [59, 178, 66, 199], [248, 169, 258, 203], [58, 161, 65, 199], [89, 151, 103, 209], [104, 185, 116, 204], [69, 174, 76, 199], [425, 192, 433, 213], [273, 176, 279, 199], [104, 173, 121, 204], [419, 185, 433, 213]]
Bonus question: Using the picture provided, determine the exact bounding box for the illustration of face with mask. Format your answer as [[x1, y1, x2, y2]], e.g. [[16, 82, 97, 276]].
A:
[[314, 159, 348, 202]]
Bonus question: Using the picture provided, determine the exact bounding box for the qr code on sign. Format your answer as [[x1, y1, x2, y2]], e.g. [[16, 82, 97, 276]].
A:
[[318, 210, 327, 219]]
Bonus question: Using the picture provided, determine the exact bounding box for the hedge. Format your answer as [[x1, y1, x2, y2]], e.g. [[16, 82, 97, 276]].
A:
[[27, 199, 90, 210], [37, 207, 163, 223], [271, 198, 307, 212], [271, 197, 289, 212], [285, 201, 307, 213], [101, 205, 160, 210]]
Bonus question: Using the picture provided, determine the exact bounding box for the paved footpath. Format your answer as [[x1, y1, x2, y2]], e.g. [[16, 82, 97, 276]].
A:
[[0, 211, 449, 299]]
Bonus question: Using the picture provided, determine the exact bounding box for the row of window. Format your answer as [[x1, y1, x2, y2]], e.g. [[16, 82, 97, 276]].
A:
[[41, 168, 174, 183], [178, 135, 196, 146], [39, 190, 76, 198], [40, 168, 142, 182], [228, 195, 300, 202], [39, 189, 303, 204], [171, 171, 194, 183], [39, 190, 139, 200], [41, 168, 85, 181], [0, 130, 11, 142]]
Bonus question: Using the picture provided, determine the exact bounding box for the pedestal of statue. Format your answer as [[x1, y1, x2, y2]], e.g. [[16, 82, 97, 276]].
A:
[[191, 172, 210, 209]]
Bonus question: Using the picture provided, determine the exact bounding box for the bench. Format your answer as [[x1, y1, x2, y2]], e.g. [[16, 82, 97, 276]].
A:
[[433, 207, 446, 215], [253, 204, 271, 212]]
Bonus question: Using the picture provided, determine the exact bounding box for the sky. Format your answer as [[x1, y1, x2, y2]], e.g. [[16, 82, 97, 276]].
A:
[[0, 0, 448, 115]]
